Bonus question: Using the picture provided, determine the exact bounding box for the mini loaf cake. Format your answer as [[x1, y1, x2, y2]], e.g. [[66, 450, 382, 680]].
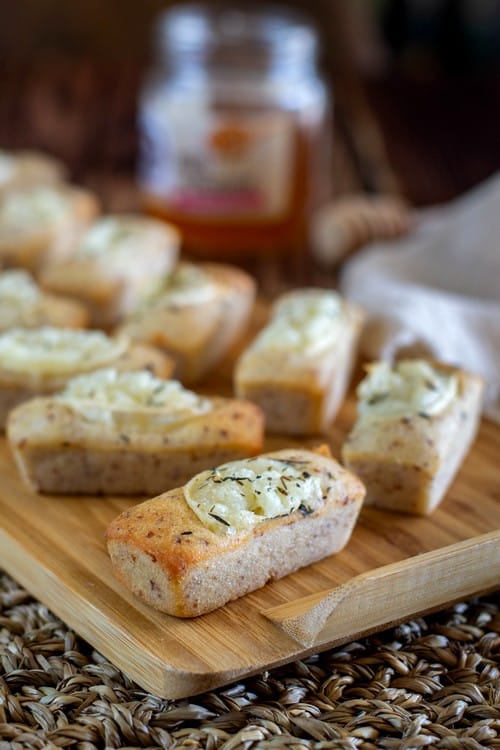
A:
[[342, 359, 484, 515], [0, 149, 66, 195], [0, 270, 88, 330], [119, 262, 256, 383], [234, 288, 364, 435], [8, 369, 264, 496], [0, 327, 173, 428], [105, 447, 365, 617], [0, 184, 99, 273], [40, 214, 180, 328]]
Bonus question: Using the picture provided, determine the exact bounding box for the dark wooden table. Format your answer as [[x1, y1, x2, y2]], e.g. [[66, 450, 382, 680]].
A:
[[2, 56, 499, 209], [2, 53, 500, 299]]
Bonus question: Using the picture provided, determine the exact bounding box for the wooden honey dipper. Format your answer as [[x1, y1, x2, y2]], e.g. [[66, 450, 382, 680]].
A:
[[311, 193, 413, 266]]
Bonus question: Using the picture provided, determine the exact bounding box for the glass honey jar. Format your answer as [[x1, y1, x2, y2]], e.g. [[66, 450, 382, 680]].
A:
[[138, 3, 332, 259]]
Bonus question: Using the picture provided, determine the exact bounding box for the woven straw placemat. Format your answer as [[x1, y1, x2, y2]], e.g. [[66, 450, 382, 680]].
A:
[[0, 572, 498, 750]]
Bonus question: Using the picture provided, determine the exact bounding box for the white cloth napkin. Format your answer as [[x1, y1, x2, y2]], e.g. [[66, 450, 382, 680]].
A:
[[340, 173, 500, 422]]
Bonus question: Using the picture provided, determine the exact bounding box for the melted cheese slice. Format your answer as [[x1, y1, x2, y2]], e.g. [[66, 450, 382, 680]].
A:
[[184, 455, 326, 535], [59, 369, 212, 428], [0, 328, 128, 376], [357, 360, 458, 420], [251, 289, 343, 357]]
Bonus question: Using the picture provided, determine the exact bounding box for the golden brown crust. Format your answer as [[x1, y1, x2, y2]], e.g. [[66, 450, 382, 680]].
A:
[[105, 448, 365, 617], [119, 262, 256, 383], [8, 396, 264, 496], [41, 259, 121, 305], [113, 342, 174, 380], [342, 365, 484, 514], [35, 293, 89, 329]]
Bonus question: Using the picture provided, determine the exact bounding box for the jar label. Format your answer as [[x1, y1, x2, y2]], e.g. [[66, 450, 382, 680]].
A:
[[141, 109, 295, 219]]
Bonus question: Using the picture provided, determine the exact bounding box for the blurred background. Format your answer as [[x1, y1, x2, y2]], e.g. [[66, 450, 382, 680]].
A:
[[2, 0, 500, 207]]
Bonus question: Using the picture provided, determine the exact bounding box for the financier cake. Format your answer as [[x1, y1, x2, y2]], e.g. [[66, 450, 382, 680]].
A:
[[235, 288, 364, 435], [0, 269, 88, 330], [8, 369, 264, 496], [105, 447, 365, 617], [119, 261, 256, 383], [40, 214, 180, 328], [0, 327, 173, 428], [0, 183, 99, 273], [342, 359, 483, 515], [0, 149, 66, 195]]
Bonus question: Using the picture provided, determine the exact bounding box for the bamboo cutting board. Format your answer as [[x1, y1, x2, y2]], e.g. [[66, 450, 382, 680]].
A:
[[0, 386, 499, 700]]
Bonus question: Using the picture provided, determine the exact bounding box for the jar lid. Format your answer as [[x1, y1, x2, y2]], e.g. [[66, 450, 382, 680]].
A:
[[155, 2, 318, 72]]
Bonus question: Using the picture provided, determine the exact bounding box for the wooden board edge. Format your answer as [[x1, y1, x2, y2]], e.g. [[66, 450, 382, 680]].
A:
[[0, 526, 245, 699], [3, 522, 499, 699], [263, 530, 500, 646]]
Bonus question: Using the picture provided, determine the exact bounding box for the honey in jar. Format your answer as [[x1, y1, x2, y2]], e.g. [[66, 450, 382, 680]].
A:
[[138, 3, 333, 259]]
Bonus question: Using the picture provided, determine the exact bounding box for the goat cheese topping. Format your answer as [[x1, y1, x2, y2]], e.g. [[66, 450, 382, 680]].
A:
[[79, 217, 139, 256], [148, 263, 217, 307], [357, 360, 458, 420], [184, 455, 325, 535], [79, 215, 171, 261], [0, 186, 70, 227], [0, 270, 40, 305], [0, 328, 128, 376], [251, 289, 343, 357], [0, 271, 42, 327], [60, 369, 212, 427]]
